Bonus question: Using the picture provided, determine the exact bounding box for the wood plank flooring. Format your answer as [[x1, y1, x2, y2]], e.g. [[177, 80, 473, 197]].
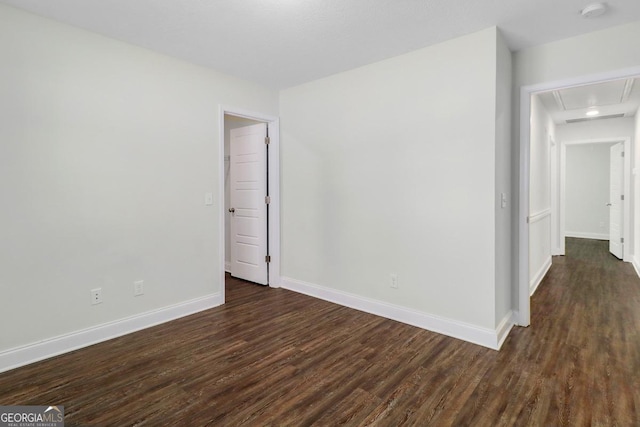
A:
[[1, 238, 639, 425]]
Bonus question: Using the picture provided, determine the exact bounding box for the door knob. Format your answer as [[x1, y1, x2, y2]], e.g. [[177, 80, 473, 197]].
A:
[[229, 207, 235, 213]]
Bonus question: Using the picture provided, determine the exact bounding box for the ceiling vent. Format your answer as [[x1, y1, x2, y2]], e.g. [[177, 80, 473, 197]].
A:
[[566, 113, 625, 124]]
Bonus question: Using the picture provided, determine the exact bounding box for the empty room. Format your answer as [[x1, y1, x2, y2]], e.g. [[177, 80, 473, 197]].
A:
[[1, 1, 640, 425]]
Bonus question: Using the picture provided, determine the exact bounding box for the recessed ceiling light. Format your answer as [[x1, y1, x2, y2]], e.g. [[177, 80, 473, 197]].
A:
[[581, 3, 608, 18], [586, 109, 600, 116]]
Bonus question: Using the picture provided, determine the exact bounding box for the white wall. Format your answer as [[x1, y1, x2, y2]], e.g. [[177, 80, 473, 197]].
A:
[[565, 143, 616, 239], [528, 95, 555, 293], [514, 21, 640, 89], [513, 20, 640, 306], [0, 4, 278, 359], [280, 27, 503, 336]]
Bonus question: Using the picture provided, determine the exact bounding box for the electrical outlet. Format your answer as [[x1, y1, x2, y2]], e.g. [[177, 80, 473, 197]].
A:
[[390, 273, 398, 289], [134, 280, 144, 296], [91, 288, 102, 305], [204, 193, 213, 206]]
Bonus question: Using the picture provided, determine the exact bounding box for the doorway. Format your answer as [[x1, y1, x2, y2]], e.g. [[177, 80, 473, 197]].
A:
[[518, 69, 640, 326], [219, 106, 281, 303], [560, 139, 630, 258]]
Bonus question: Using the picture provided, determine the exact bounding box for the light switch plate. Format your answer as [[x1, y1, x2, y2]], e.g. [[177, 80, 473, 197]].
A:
[[134, 280, 144, 296]]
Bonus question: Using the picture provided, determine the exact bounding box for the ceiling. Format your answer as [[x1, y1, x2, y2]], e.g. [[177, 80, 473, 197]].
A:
[[2, 0, 640, 89], [538, 78, 640, 125]]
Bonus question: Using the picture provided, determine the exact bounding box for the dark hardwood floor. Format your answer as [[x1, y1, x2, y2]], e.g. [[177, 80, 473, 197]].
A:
[[1, 238, 639, 425]]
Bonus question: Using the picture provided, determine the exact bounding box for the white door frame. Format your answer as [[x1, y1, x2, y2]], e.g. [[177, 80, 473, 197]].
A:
[[550, 135, 560, 256], [559, 138, 631, 258], [219, 106, 281, 303], [518, 65, 640, 327]]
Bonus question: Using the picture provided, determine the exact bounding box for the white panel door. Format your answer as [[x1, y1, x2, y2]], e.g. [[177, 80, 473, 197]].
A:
[[609, 142, 624, 259], [229, 123, 268, 285]]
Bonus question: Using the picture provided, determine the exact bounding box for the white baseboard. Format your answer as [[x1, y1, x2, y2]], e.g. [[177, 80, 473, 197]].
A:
[[632, 256, 640, 279], [0, 293, 223, 374], [225, 261, 231, 273], [530, 256, 552, 296], [496, 311, 517, 349], [565, 231, 609, 241], [281, 277, 510, 350]]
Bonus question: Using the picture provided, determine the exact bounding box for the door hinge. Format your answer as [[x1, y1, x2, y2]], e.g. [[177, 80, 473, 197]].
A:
[[265, 196, 271, 204], [622, 151, 625, 157], [265, 136, 270, 145], [621, 194, 625, 201], [265, 255, 271, 263], [621, 237, 624, 244]]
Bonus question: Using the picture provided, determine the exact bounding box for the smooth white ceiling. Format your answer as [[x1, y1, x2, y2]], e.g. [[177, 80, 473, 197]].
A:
[[2, 0, 640, 89]]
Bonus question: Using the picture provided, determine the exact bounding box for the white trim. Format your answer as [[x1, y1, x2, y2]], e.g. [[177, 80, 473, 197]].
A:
[[518, 65, 640, 328], [632, 256, 640, 279], [496, 311, 517, 349], [550, 135, 561, 256], [281, 277, 512, 350], [530, 256, 552, 296], [559, 141, 567, 255], [622, 79, 634, 102], [559, 137, 631, 259], [519, 85, 532, 326], [565, 231, 609, 240], [219, 106, 281, 294], [0, 293, 222, 374], [529, 208, 551, 223]]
